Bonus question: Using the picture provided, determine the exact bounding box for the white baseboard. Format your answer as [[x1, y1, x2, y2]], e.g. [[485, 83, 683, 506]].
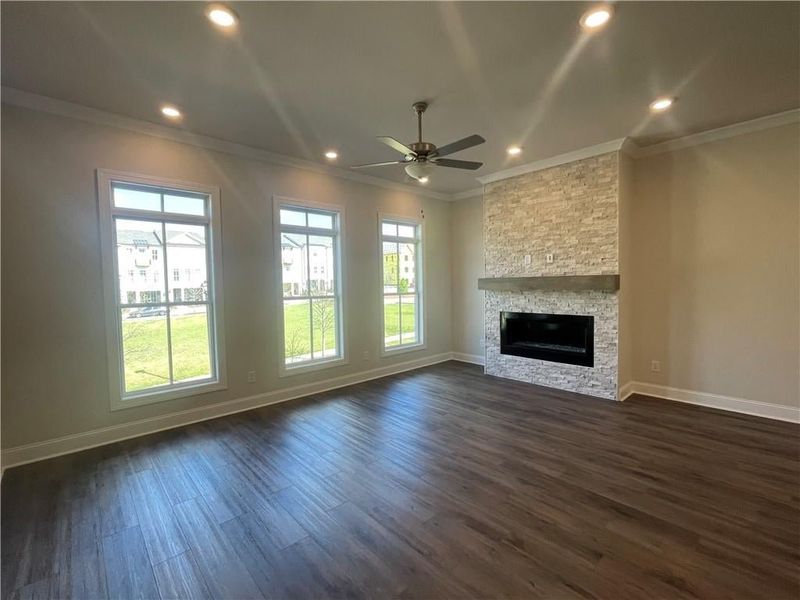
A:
[[1, 352, 454, 470], [628, 381, 799, 423], [451, 352, 485, 366], [618, 381, 635, 401]]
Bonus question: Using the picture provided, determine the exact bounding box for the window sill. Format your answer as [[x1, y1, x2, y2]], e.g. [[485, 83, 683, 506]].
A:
[[381, 342, 427, 358], [279, 356, 348, 378], [112, 380, 227, 411]]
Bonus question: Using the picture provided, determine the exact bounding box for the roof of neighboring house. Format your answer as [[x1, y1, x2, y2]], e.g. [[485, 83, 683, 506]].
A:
[[116, 230, 205, 247]]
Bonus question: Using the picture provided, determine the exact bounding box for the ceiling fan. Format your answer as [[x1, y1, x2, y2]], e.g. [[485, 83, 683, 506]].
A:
[[350, 102, 485, 182]]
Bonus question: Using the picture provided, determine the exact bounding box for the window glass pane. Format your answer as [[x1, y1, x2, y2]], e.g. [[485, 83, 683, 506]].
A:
[[401, 295, 417, 344], [308, 211, 334, 230], [166, 223, 208, 302], [399, 243, 416, 293], [280, 209, 306, 227], [384, 295, 401, 348], [397, 224, 415, 239], [284, 299, 311, 364], [121, 307, 170, 393], [311, 298, 338, 360], [280, 233, 308, 297], [382, 222, 397, 237], [308, 235, 335, 296], [170, 305, 212, 383], [116, 219, 165, 303], [164, 193, 206, 216], [382, 242, 398, 293], [113, 186, 161, 212]]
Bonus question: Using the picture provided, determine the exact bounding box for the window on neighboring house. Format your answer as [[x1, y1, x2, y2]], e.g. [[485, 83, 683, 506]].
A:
[[173, 269, 180, 281], [380, 217, 423, 352], [98, 171, 226, 409], [275, 199, 343, 372]]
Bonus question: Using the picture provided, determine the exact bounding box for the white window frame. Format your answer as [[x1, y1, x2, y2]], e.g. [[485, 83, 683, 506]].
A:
[[97, 169, 227, 410], [379, 213, 425, 356], [273, 196, 347, 376]]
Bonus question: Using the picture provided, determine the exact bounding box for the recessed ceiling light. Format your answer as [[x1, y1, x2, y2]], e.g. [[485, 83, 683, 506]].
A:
[[580, 6, 612, 30], [160, 105, 182, 119], [206, 4, 238, 28], [324, 150, 338, 160], [507, 145, 522, 156], [418, 176, 429, 184], [650, 97, 675, 112]]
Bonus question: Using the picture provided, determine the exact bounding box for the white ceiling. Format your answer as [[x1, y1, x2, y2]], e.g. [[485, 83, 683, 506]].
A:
[[3, 1, 798, 193]]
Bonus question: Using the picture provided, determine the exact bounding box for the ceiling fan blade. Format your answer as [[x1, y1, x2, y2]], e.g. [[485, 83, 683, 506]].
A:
[[377, 136, 416, 156], [433, 158, 483, 170], [433, 134, 485, 158], [350, 160, 405, 169]]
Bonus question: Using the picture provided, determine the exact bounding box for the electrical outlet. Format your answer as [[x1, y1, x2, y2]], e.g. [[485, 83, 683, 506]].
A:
[[524, 254, 532, 265], [545, 253, 554, 263], [247, 370, 256, 383], [363, 350, 370, 361], [650, 360, 661, 373]]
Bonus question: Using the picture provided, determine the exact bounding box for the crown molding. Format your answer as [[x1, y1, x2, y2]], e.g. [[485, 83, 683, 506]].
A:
[[448, 186, 484, 201], [1, 86, 449, 201], [628, 108, 800, 158], [476, 138, 627, 186]]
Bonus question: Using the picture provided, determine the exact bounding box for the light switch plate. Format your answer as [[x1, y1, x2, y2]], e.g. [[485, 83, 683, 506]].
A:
[[545, 253, 554, 263]]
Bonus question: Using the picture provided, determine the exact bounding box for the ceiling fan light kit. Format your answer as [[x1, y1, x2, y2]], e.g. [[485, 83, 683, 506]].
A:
[[351, 101, 485, 182]]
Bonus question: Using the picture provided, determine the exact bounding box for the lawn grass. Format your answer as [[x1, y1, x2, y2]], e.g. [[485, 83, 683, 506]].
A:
[[122, 313, 210, 392], [122, 302, 419, 391]]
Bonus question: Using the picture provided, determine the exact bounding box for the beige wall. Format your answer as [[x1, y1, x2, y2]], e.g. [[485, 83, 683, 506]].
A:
[[449, 195, 484, 358], [631, 123, 799, 407], [1, 104, 452, 450], [618, 152, 635, 388]]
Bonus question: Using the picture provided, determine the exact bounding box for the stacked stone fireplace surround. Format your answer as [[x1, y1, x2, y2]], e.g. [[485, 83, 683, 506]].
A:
[[483, 151, 625, 400]]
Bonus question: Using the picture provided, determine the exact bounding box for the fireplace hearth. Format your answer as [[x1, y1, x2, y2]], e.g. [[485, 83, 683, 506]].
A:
[[500, 312, 594, 367]]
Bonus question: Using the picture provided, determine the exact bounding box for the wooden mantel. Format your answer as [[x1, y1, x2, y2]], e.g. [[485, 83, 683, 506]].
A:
[[478, 274, 620, 292]]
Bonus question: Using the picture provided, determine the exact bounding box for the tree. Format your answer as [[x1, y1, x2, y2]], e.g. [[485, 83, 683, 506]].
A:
[[312, 300, 336, 354], [285, 327, 308, 362]]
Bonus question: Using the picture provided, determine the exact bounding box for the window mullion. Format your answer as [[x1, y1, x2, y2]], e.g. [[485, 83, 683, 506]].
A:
[[162, 220, 175, 385], [305, 233, 314, 360]]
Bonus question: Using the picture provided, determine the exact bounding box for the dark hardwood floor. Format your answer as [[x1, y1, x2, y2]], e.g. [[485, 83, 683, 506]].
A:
[[2, 361, 798, 599]]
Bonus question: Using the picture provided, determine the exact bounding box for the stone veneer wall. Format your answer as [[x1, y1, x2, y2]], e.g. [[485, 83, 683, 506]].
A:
[[483, 152, 620, 400]]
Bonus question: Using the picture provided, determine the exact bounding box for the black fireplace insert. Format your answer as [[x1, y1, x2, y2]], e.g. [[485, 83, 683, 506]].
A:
[[500, 312, 594, 367]]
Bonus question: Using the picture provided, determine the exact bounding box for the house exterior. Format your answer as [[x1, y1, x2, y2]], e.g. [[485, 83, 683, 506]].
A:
[[116, 228, 207, 305]]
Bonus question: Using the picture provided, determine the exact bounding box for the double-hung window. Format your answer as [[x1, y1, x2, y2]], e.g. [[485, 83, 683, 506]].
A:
[[380, 216, 424, 352], [98, 170, 226, 409], [275, 198, 344, 373]]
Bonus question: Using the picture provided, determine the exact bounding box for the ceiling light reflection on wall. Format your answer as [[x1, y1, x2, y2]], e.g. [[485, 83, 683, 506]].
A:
[[650, 97, 675, 112], [580, 7, 612, 30], [206, 4, 238, 28], [160, 105, 182, 119]]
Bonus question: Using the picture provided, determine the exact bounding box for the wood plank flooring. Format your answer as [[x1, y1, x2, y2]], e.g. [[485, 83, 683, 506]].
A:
[[2, 361, 798, 599]]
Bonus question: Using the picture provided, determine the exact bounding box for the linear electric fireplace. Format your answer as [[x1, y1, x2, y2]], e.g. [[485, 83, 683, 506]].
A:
[[500, 312, 594, 367]]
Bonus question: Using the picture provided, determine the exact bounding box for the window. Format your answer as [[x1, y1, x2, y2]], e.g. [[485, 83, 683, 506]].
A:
[[380, 217, 423, 352], [173, 268, 180, 281], [98, 170, 226, 409], [274, 198, 344, 373]]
